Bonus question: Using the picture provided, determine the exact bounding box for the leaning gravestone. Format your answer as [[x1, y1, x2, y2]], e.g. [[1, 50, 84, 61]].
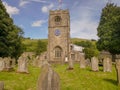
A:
[[17, 55, 29, 73], [91, 57, 99, 71], [37, 63, 60, 90], [103, 57, 112, 72], [80, 53, 86, 68], [116, 55, 120, 85], [0, 81, 4, 90]]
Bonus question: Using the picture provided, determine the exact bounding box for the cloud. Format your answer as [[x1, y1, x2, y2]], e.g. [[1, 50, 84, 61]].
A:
[[41, 3, 54, 13], [31, 20, 46, 27], [70, 0, 120, 40], [19, 0, 30, 7], [3, 2, 19, 16], [71, 5, 99, 40], [71, 19, 98, 40], [19, 0, 47, 7]]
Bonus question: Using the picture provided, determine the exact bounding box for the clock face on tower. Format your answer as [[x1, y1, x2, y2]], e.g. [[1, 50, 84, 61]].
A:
[[55, 29, 61, 36]]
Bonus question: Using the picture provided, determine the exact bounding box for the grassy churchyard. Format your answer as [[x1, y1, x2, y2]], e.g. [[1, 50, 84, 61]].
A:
[[0, 64, 120, 90]]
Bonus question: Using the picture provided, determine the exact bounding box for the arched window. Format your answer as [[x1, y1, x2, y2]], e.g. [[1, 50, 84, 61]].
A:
[[54, 46, 62, 58], [54, 16, 61, 22], [54, 16, 61, 25]]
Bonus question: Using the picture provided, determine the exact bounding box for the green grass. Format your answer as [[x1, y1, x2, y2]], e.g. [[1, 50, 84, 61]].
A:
[[0, 64, 120, 90], [54, 64, 120, 90], [0, 66, 40, 90]]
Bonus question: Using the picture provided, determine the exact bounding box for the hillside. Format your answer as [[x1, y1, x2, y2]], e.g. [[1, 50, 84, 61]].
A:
[[22, 38, 93, 52]]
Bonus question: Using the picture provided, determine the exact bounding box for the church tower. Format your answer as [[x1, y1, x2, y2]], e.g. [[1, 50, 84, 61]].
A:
[[48, 10, 70, 63]]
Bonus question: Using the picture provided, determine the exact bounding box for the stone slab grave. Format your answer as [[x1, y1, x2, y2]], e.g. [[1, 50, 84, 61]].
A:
[[0, 57, 15, 72], [103, 57, 112, 72], [0, 81, 4, 90], [37, 63, 60, 90], [33, 52, 47, 67], [0, 57, 5, 71], [100, 51, 112, 72], [68, 53, 74, 70], [91, 57, 99, 71], [80, 53, 86, 68], [4, 57, 13, 71], [17, 54, 29, 73], [85, 58, 91, 67], [68, 59, 74, 70]]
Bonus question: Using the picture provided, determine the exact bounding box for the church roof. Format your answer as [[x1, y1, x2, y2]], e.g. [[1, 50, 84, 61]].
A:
[[70, 44, 84, 52]]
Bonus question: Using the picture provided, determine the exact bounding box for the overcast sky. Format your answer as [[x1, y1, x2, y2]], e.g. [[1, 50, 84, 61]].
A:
[[1, 0, 120, 40]]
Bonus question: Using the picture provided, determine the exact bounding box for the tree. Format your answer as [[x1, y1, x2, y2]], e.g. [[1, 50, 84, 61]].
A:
[[97, 3, 120, 55], [10, 25, 25, 59], [0, 0, 24, 59], [35, 40, 47, 55], [74, 41, 99, 59]]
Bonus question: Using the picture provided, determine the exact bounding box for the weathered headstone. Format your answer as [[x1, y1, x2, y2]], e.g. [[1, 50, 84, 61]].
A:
[[33, 52, 47, 67], [4, 57, 12, 71], [0, 81, 4, 90], [91, 57, 99, 71], [17, 55, 29, 73], [37, 63, 60, 90], [0, 57, 14, 71], [116, 55, 120, 85], [32, 56, 39, 67], [0, 58, 5, 71], [85, 58, 91, 67], [103, 57, 112, 72], [80, 53, 86, 68], [68, 59, 73, 69], [11, 58, 16, 68], [68, 53, 74, 70]]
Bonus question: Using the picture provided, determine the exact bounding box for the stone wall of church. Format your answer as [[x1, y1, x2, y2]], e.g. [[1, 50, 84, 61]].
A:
[[48, 10, 70, 63]]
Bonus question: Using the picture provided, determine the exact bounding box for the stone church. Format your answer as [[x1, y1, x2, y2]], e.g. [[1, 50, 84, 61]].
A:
[[36, 9, 84, 64], [47, 9, 70, 63]]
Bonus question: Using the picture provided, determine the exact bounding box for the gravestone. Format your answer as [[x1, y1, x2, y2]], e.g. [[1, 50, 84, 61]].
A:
[[0, 81, 4, 90], [0, 58, 5, 71], [116, 55, 120, 85], [80, 53, 86, 68], [0, 57, 14, 71], [85, 58, 91, 67], [68, 53, 74, 70], [37, 63, 60, 90], [4, 57, 13, 71], [33, 52, 47, 67], [32, 56, 39, 67], [17, 55, 29, 73], [103, 57, 112, 72], [91, 57, 99, 71]]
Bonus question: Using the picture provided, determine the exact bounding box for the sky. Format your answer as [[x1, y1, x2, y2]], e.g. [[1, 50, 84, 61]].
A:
[[1, 0, 120, 40]]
